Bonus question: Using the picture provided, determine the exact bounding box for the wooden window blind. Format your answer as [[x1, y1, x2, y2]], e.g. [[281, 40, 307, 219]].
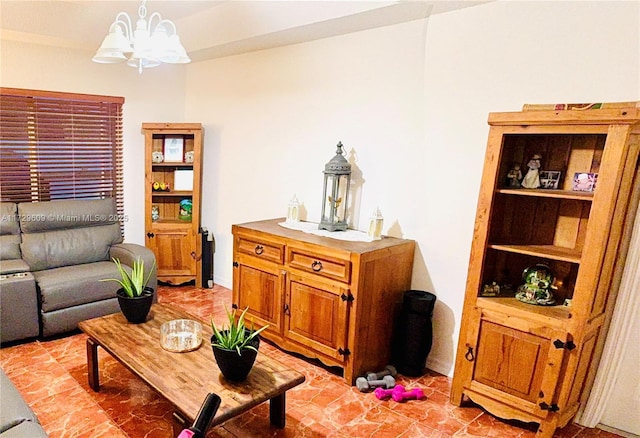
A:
[[0, 88, 125, 225]]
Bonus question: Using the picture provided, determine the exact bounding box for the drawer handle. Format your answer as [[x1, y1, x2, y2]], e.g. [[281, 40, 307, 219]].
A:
[[254, 245, 264, 255], [311, 260, 323, 272]]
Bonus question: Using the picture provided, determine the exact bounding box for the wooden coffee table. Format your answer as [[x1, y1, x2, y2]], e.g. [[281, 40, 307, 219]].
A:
[[78, 304, 305, 429]]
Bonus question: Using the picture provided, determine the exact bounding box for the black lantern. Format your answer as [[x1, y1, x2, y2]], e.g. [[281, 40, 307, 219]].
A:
[[319, 142, 351, 232]]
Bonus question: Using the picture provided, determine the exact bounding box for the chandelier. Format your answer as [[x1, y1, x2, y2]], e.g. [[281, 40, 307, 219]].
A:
[[92, 0, 191, 74]]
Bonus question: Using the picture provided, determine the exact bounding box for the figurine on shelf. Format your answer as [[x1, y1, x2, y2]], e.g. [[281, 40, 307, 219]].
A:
[[481, 282, 501, 297], [515, 264, 556, 306], [506, 164, 522, 188], [521, 154, 542, 188], [179, 199, 192, 221]]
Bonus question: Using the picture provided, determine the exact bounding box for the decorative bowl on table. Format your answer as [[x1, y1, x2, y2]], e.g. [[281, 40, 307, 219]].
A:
[[160, 319, 203, 352]]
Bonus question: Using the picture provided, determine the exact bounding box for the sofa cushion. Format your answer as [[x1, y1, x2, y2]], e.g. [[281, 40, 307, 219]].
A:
[[0, 203, 20, 235], [0, 370, 39, 433], [0, 260, 30, 275], [34, 261, 125, 312], [0, 235, 21, 261], [18, 198, 118, 233], [20, 224, 122, 271], [0, 203, 21, 261]]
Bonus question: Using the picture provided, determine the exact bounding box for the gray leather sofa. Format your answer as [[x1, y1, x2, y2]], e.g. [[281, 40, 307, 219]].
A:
[[0, 198, 157, 341], [0, 369, 48, 437]]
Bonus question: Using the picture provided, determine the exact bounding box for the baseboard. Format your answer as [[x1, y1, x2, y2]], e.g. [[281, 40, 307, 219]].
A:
[[426, 356, 453, 377], [597, 424, 639, 438]]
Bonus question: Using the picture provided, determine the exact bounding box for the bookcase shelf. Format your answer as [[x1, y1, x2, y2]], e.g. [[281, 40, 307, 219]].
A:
[[450, 105, 640, 438], [143, 123, 203, 287]]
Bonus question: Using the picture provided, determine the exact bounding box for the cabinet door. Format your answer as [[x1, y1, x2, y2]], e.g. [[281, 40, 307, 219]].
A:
[[147, 226, 195, 279], [471, 317, 568, 418], [233, 254, 283, 335], [284, 272, 350, 363]]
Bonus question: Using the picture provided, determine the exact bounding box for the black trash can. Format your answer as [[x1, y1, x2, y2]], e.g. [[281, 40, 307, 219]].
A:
[[392, 290, 436, 377]]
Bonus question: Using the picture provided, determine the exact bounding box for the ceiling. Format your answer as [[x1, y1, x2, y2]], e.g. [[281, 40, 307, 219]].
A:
[[0, 1, 489, 62]]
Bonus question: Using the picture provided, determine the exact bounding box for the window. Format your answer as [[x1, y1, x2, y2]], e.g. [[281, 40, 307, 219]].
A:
[[0, 88, 124, 224]]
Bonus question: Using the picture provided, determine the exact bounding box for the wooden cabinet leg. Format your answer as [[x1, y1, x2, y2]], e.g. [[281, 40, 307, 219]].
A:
[[536, 417, 558, 438]]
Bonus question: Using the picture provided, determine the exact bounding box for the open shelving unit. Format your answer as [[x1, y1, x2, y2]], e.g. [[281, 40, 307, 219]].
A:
[[143, 123, 203, 287], [450, 106, 640, 438]]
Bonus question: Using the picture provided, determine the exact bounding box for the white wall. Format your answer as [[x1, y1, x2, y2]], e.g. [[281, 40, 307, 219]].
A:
[[0, 40, 188, 243], [2, 0, 639, 383], [422, 0, 640, 374], [186, 0, 639, 376]]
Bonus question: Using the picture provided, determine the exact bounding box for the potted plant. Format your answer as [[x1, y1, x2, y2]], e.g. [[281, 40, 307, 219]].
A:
[[101, 257, 156, 324], [210, 306, 268, 381]]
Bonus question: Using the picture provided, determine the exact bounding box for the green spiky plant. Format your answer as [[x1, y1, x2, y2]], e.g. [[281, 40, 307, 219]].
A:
[[100, 257, 156, 297], [211, 306, 269, 355]]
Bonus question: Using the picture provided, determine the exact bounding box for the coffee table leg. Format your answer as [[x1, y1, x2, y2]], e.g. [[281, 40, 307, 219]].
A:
[[269, 393, 286, 428], [87, 338, 100, 391]]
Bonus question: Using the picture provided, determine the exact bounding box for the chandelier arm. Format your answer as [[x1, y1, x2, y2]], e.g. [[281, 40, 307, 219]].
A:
[[147, 12, 164, 32], [158, 19, 178, 35], [114, 12, 133, 41]]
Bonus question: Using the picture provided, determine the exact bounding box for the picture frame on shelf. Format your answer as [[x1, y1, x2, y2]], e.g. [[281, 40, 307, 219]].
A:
[[539, 170, 562, 189], [173, 170, 194, 191], [163, 136, 184, 162], [573, 172, 598, 192]]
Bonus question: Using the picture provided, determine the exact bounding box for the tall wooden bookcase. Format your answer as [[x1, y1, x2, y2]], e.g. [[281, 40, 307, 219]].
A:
[[143, 123, 204, 287], [450, 106, 640, 438]]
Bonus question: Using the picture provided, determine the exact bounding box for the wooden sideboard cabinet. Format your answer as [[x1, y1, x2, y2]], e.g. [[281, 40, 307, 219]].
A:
[[450, 106, 640, 438], [232, 218, 415, 384]]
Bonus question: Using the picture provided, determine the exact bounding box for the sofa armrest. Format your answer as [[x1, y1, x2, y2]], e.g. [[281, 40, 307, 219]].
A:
[[109, 243, 158, 294]]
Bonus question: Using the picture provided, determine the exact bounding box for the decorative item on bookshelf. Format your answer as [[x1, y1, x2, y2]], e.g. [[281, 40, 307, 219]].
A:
[[515, 264, 556, 306], [521, 154, 542, 189], [164, 135, 184, 162], [151, 205, 159, 222], [179, 199, 192, 221], [185, 151, 195, 163], [174, 170, 194, 191], [152, 181, 170, 191], [539, 170, 562, 189], [506, 164, 522, 188], [480, 282, 514, 297], [152, 151, 164, 163], [573, 172, 597, 192]]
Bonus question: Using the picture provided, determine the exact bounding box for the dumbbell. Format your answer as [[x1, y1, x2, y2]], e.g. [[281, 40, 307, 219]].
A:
[[392, 387, 425, 402], [356, 375, 396, 392], [374, 384, 405, 400], [366, 365, 398, 382]]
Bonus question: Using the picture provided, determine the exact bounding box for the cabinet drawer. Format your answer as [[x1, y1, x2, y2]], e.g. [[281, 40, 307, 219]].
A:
[[236, 235, 284, 264], [287, 247, 351, 283]]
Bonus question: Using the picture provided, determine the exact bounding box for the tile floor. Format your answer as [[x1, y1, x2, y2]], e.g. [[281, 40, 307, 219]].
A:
[[0, 285, 623, 438]]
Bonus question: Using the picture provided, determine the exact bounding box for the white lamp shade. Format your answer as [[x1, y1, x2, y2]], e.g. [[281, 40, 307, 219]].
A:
[[159, 35, 191, 64], [92, 24, 132, 64], [92, 48, 128, 63]]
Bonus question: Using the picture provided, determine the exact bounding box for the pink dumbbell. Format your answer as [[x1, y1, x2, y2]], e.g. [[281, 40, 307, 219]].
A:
[[374, 384, 405, 400], [392, 387, 425, 402]]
